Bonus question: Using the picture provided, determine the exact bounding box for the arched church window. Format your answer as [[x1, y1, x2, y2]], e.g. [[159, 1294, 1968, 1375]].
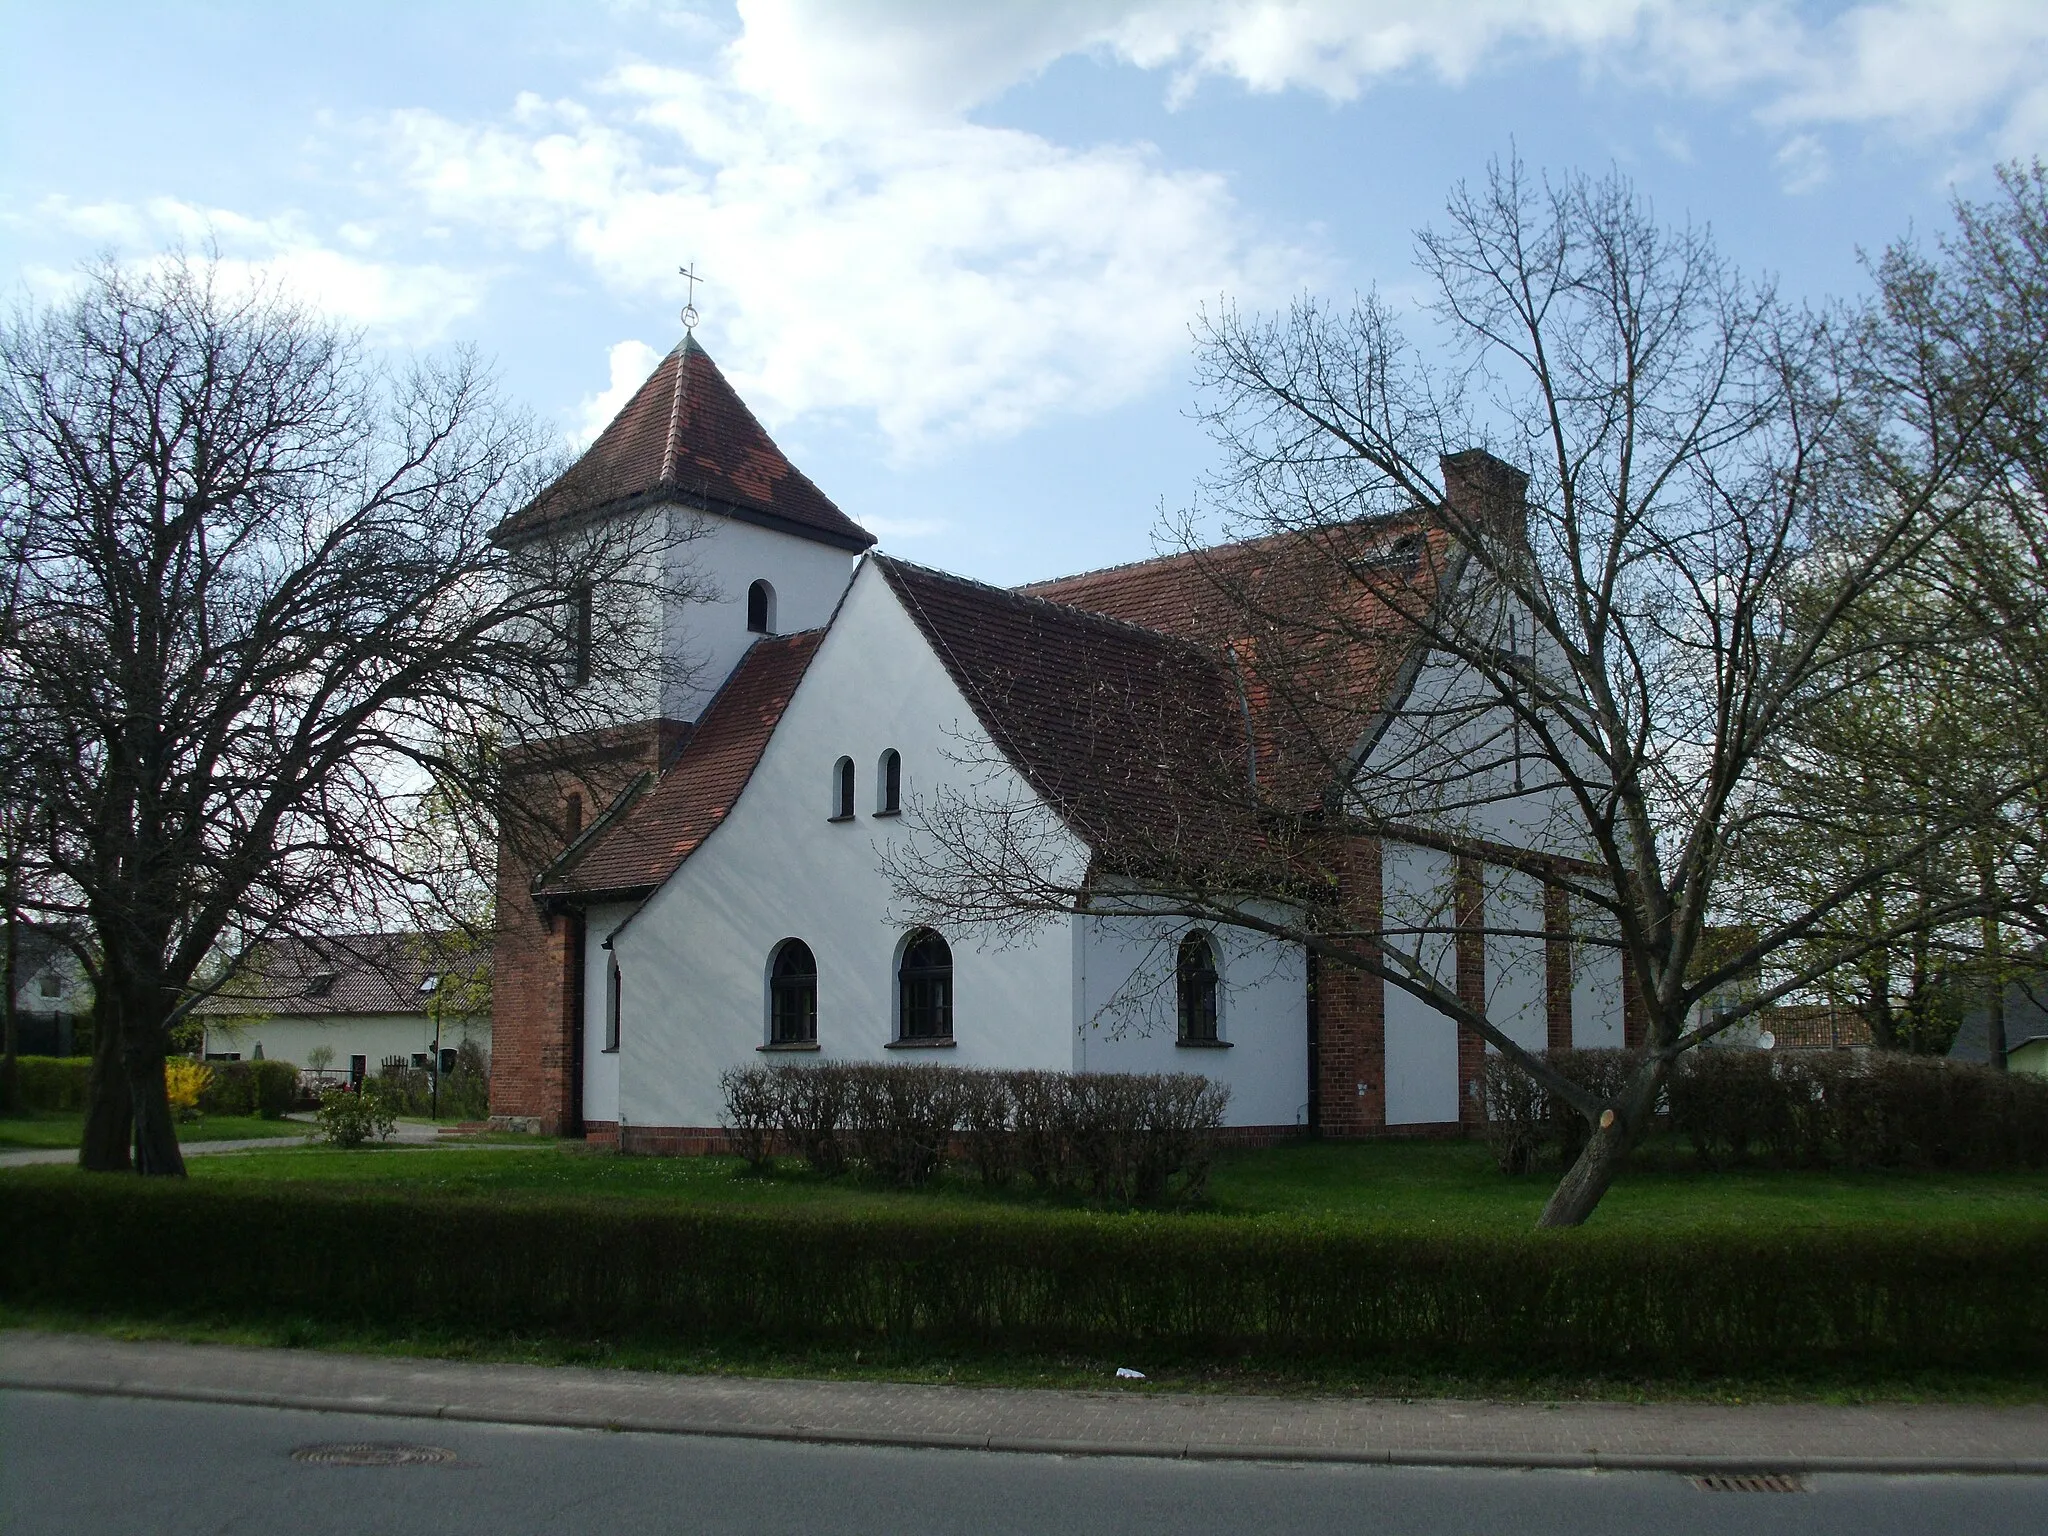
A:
[[831, 757, 855, 820], [604, 950, 622, 1052], [897, 930, 953, 1042], [876, 749, 901, 815], [747, 579, 775, 634], [1176, 931, 1220, 1044], [769, 939, 818, 1045]]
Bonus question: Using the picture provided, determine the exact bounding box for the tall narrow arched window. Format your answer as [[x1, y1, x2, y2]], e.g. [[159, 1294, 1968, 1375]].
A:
[[897, 929, 953, 1042], [831, 756, 855, 820], [1176, 931, 1220, 1044], [769, 939, 818, 1045], [604, 951, 622, 1052], [746, 579, 775, 634], [569, 583, 595, 685], [876, 749, 901, 815]]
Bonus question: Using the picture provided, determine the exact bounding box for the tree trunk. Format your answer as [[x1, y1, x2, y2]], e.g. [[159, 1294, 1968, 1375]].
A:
[[1538, 1117, 1635, 1227], [126, 1044, 185, 1177], [0, 904, 18, 1115], [77, 999, 132, 1171]]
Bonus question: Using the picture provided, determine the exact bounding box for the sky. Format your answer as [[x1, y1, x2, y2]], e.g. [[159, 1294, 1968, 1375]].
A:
[[5, 1, 2047, 586]]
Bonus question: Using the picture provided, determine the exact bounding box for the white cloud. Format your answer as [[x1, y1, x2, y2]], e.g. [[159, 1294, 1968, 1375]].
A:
[[575, 338, 665, 446], [30, 195, 486, 343], [375, 53, 1314, 456], [1774, 133, 1831, 194]]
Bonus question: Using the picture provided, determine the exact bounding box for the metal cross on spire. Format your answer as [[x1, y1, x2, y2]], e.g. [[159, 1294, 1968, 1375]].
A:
[[678, 263, 704, 332]]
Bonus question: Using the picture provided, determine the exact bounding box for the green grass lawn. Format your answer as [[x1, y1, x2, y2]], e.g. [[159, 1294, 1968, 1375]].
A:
[[140, 1132, 2048, 1233], [0, 1112, 307, 1150]]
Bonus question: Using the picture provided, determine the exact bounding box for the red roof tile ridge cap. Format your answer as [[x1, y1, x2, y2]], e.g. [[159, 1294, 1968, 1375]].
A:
[[876, 553, 1217, 658], [1019, 511, 1430, 592], [659, 336, 692, 484]]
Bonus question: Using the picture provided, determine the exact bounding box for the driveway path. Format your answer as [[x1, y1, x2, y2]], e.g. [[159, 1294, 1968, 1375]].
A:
[[0, 1116, 472, 1168], [3, 1331, 2042, 1474]]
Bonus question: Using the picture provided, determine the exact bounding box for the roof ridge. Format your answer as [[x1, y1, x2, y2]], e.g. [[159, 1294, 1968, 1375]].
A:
[[1020, 512, 1420, 592], [876, 553, 1217, 656], [659, 339, 688, 483]]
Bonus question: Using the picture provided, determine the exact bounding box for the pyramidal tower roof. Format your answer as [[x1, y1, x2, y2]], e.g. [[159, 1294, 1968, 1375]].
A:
[[499, 335, 873, 550]]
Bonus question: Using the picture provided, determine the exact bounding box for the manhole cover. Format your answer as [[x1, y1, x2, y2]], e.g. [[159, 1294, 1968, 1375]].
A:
[[291, 1442, 457, 1467], [1691, 1473, 1807, 1493]]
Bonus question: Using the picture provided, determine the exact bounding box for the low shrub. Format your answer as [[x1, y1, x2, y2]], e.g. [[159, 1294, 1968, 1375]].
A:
[[163, 1059, 211, 1121], [3, 1176, 2043, 1378], [315, 1084, 397, 1149], [1671, 1050, 2048, 1172], [721, 1063, 1228, 1204], [8, 1056, 92, 1113]]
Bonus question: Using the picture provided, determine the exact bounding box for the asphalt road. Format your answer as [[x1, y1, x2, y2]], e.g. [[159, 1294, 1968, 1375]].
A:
[[6, 1388, 2047, 1536]]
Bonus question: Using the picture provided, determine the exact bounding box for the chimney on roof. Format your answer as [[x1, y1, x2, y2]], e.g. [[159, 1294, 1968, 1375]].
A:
[[1439, 449, 1530, 545]]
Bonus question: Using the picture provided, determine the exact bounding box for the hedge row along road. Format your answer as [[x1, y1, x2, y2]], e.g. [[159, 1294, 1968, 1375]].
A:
[[4, 1175, 2045, 1377]]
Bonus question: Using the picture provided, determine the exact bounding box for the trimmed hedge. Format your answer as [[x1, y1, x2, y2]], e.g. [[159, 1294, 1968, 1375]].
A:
[[8, 1056, 93, 1113], [721, 1063, 1228, 1203], [197, 1059, 301, 1120], [2, 1176, 2043, 1375]]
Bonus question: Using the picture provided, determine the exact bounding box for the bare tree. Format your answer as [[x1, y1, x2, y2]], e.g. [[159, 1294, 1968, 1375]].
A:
[[889, 159, 2022, 1226], [0, 253, 703, 1173]]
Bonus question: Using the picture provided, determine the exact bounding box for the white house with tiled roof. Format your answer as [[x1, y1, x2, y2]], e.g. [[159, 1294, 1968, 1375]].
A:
[[487, 335, 1624, 1149]]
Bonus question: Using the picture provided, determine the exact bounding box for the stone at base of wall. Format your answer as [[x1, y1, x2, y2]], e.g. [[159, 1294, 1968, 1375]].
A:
[[487, 1115, 544, 1135]]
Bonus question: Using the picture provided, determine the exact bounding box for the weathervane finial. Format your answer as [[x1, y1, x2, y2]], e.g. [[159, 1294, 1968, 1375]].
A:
[[678, 262, 704, 332]]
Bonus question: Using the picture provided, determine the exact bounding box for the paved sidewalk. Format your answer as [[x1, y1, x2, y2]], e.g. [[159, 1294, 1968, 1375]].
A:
[[4, 1331, 2044, 1474], [0, 1117, 472, 1169]]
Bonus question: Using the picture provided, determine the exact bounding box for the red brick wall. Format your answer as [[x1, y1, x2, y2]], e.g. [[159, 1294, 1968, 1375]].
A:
[[1313, 836, 1386, 1136], [1455, 856, 1487, 1128], [1545, 879, 1574, 1051], [488, 719, 687, 1136]]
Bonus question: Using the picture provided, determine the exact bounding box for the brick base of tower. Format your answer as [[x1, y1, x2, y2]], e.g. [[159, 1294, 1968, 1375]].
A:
[[1313, 836, 1389, 1136], [488, 718, 688, 1136]]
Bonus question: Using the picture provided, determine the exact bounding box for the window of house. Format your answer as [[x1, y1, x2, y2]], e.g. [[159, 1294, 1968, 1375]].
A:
[[604, 951, 622, 1052], [747, 579, 775, 634], [876, 749, 901, 815], [438, 1048, 458, 1075], [897, 929, 953, 1042], [1176, 931, 1221, 1044], [349, 1054, 367, 1084], [37, 971, 60, 998], [768, 939, 818, 1046], [831, 756, 855, 820], [569, 582, 595, 686], [306, 971, 338, 999]]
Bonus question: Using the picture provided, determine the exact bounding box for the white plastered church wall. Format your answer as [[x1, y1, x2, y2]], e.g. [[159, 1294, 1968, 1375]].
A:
[[658, 508, 863, 723], [1074, 906, 1311, 1128], [605, 560, 1087, 1131]]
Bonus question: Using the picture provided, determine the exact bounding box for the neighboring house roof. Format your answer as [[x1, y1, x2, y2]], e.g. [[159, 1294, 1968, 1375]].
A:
[[496, 336, 874, 552], [541, 629, 826, 900], [196, 931, 490, 1018], [1949, 974, 2048, 1063]]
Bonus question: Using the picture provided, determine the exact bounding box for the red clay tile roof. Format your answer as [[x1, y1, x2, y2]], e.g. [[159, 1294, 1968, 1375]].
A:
[[1019, 519, 1453, 804], [498, 336, 874, 551], [877, 557, 1275, 879], [542, 630, 824, 899], [197, 931, 490, 1017]]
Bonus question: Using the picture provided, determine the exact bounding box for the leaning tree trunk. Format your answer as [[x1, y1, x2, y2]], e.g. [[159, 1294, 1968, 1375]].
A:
[[77, 998, 133, 1171], [1536, 1057, 1670, 1228]]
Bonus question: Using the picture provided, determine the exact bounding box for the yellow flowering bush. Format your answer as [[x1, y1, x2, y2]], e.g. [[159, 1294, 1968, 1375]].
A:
[[164, 1058, 213, 1120]]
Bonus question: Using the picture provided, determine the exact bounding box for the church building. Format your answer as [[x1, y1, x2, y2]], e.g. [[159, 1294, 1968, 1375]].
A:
[[487, 333, 1626, 1151]]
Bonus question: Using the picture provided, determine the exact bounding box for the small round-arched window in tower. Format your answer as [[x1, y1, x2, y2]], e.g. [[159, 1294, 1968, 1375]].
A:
[[831, 756, 855, 820], [747, 579, 776, 634]]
